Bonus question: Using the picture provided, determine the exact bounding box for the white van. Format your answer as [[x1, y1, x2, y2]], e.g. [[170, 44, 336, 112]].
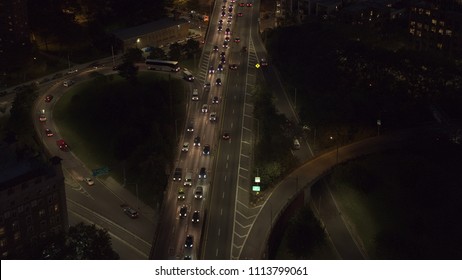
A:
[[184, 172, 193, 186], [293, 139, 300, 150]]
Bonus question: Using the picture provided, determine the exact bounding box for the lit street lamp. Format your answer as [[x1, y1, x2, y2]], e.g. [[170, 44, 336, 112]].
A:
[[330, 136, 339, 164]]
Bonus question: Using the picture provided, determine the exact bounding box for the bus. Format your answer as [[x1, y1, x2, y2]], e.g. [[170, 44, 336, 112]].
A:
[[145, 59, 180, 72]]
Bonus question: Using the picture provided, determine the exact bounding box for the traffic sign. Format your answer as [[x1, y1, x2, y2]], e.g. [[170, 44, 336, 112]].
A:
[[255, 63, 260, 68], [252, 186, 261, 192], [92, 166, 109, 177]]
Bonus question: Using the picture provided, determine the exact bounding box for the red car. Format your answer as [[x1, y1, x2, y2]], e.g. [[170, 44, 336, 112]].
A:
[[56, 139, 69, 151], [246, 2, 253, 7], [45, 95, 53, 102]]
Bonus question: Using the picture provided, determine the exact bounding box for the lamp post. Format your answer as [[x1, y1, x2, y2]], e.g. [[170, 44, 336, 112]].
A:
[[126, 183, 140, 210], [330, 136, 339, 164], [269, 202, 273, 230]]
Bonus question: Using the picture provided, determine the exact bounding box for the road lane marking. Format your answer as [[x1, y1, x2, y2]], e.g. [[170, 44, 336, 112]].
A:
[[218, 228, 221, 236]]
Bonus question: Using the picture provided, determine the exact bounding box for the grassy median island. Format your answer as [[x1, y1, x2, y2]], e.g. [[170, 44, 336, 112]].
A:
[[327, 135, 462, 259], [274, 134, 462, 259], [53, 72, 185, 206]]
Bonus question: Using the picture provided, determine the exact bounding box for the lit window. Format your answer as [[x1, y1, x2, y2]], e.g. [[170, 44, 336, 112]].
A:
[[0, 239, 6, 248], [439, 21, 445, 26], [418, 8, 423, 14], [410, 28, 415, 34], [39, 209, 45, 217], [14, 231, 20, 241], [446, 30, 452, 36], [438, 29, 443, 35], [417, 31, 422, 37], [410, 21, 416, 26], [54, 204, 59, 212], [437, 43, 443, 49], [431, 19, 437, 25], [0, 227, 5, 237], [425, 10, 430, 15], [431, 26, 436, 32]]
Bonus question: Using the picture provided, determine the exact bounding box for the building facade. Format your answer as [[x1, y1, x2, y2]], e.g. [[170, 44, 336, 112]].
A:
[[0, 143, 68, 259], [113, 18, 190, 51], [409, 1, 462, 56], [0, 0, 30, 65]]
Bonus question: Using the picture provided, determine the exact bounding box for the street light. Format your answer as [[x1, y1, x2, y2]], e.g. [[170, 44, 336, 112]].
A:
[[125, 183, 140, 210], [330, 136, 339, 164]]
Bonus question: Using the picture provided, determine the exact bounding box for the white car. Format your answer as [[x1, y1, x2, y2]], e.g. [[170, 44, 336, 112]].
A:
[[182, 142, 189, 152], [84, 177, 95, 186]]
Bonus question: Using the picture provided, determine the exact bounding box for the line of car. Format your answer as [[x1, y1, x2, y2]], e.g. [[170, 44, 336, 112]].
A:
[[179, 0, 251, 258]]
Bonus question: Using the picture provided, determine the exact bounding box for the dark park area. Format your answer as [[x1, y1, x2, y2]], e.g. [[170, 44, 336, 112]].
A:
[[53, 72, 185, 206]]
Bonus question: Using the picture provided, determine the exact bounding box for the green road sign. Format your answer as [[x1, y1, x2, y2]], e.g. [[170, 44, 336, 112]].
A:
[[92, 166, 109, 177], [252, 186, 261, 192]]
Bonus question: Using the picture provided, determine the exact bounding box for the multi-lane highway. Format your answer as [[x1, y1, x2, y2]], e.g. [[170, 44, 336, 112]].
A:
[[151, 0, 261, 260]]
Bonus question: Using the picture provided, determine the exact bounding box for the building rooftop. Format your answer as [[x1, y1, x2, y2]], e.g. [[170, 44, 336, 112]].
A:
[[113, 17, 189, 40], [0, 143, 53, 189]]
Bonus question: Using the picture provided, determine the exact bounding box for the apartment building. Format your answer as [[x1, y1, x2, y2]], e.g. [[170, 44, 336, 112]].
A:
[[409, 1, 462, 55], [0, 142, 68, 259]]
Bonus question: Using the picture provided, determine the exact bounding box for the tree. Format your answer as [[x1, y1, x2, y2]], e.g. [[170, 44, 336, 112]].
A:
[[184, 39, 200, 58], [286, 206, 325, 259], [168, 43, 183, 60], [123, 48, 143, 63], [117, 61, 139, 84], [6, 85, 38, 146], [63, 223, 119, 260], [147, 47, 167, 60]]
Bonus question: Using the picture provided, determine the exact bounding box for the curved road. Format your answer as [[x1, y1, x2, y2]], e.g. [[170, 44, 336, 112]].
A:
[[32, 64, 157, 259], [239, 124, 441, 259]]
